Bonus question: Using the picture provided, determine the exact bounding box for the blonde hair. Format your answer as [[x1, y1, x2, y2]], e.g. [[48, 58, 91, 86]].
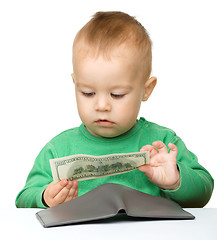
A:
[[73, 11, 152, 80]]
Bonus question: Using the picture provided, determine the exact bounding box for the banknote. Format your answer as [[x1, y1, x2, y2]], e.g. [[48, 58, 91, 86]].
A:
[[50, 151, 150, 182]]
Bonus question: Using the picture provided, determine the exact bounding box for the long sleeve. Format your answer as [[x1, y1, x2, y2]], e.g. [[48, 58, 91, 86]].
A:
[[160, 133, 214, 207], [15, 118, 215, 208], [15, 143, 56, 208]]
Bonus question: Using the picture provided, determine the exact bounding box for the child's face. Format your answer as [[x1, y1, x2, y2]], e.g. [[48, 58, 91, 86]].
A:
[[73, 47, 155, 138]]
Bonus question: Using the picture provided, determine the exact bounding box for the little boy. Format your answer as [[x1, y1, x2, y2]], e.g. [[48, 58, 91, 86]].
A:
[[16, 11, 214, 208]]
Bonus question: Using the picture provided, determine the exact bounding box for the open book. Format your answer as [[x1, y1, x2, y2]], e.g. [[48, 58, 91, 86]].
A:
[[36, 183, 195, 227]]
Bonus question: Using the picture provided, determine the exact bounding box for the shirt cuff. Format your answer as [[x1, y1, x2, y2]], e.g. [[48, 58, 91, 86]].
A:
[[160, 162, 195, 206], [36, 185, 49, 208]]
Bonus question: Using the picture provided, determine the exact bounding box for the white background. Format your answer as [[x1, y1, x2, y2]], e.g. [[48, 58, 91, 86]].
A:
[[0, 0, 216, 208]]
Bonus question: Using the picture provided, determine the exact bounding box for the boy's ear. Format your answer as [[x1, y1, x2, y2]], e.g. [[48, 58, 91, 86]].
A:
[[142, 77, 157, 101], [71, 73, 75, 83]]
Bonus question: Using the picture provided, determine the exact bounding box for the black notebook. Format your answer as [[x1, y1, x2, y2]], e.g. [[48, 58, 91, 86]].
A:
[[36, 183, 195, 227]]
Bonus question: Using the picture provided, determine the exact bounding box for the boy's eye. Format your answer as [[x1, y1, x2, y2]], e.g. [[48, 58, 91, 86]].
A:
[[111, 93, 125, 98], [82, 92, 95, 97]]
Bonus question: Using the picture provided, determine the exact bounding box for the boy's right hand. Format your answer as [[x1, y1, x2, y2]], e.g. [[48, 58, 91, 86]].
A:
[[43, 179, 78, 207]]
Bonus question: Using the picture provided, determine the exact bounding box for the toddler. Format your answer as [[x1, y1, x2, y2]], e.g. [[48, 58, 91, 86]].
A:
[[16, 11, 214, 208]]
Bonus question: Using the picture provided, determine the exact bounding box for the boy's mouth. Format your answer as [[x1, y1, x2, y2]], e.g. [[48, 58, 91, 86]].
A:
[[95, 119, 115, 127]]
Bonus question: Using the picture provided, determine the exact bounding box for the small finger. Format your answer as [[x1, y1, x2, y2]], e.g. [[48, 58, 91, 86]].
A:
[[67, 187, 77, 200], [73, 188, 79, 199], [67, 181, 76, 197], [152, 141, 168, 153], [168, 143, 178, 157], [73, 180, 79, 196], [65, 181, 78, 201]]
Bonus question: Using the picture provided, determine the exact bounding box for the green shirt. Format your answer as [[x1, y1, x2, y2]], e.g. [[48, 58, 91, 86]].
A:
[[15, 117, 214, 208]]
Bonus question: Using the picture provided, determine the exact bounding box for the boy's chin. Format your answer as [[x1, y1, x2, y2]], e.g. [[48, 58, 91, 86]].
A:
[[86, 126, 123, 138]]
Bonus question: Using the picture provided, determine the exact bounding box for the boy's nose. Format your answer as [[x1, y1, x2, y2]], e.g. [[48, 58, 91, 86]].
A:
[[95, 95, 111, 112]]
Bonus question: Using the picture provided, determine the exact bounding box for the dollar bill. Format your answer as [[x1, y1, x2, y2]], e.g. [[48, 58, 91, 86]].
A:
[[50, 151, 150, 182]]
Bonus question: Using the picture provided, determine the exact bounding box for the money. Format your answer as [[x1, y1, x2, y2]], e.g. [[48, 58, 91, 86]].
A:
[[50, 151, 150, 182]]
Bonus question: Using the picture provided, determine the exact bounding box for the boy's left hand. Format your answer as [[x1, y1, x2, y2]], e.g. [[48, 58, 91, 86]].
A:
[[139, 141, 180, 190]]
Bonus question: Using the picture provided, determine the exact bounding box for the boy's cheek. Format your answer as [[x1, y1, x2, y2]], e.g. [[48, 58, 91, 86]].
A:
[[76, 98, 91, 112], [117, 101, 140, 118]]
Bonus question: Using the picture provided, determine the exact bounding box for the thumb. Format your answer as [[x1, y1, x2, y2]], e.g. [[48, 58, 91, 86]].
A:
[[138, 165, 153, 180]]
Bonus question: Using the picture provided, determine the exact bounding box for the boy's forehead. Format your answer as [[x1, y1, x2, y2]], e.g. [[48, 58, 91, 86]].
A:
[[74, 53, 140, 78], [73, 41, 147, 83], [74, 46, 143, 76], [73, 41, 141, 63], [73, 58, 144, 90]]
